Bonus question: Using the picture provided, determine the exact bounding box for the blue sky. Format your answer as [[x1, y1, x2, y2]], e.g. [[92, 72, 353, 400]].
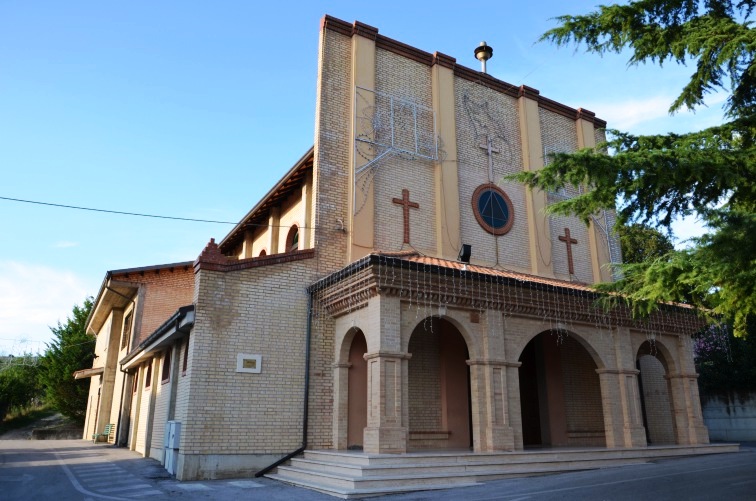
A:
[[0, 1, 727, 355]]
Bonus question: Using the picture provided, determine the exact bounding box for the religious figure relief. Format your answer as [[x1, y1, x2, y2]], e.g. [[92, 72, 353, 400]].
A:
[[463, 94, 514, 182]]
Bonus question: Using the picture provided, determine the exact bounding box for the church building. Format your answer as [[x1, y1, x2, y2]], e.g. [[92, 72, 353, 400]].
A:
[[79, 15, 726, 494]]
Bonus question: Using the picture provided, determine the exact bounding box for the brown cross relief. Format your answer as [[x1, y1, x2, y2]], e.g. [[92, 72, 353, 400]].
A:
[[558, 227, 578, 275], [392, 189, 419, 244]]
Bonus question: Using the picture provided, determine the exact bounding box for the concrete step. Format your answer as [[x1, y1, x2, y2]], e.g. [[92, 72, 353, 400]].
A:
[[269, 443, 740, 498], [289, 455, 650, 477]]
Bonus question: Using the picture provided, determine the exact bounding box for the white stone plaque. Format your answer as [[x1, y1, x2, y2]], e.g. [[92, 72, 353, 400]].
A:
[[236, 353, 262, 374]]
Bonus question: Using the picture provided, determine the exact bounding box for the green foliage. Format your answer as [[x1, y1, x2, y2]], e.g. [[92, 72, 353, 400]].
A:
[[0, 405, 54, 435], [507, 1, 756, 335], [695, 317, 756, 393], [39, 298, 95, 424], [0, 356, 42, 421], [619, 223, 675, 264], [540, 0, 756, 118]]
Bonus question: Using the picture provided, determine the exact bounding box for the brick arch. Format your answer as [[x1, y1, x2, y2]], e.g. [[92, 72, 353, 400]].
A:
[[634, 337, 678, 374], [402, 314, 476, 358], [285, 222, 300, 252], [406, 316, 473, 450], [517, 329, 607, 447], [513, 328, 607, 370], [336, 326, 366, 365]]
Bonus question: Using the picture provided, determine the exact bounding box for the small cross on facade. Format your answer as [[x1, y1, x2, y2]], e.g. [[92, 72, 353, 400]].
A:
[[479, 134, 500, 182], [558, 227, 578, 275], [392, 189, 419, 244]]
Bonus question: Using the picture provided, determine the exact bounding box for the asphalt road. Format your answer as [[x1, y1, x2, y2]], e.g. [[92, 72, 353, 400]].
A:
[[0, 439, 753, 500]]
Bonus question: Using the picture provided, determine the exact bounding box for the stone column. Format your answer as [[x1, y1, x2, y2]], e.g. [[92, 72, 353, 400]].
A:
[[332, 362, 351, 450], [468, 359, 519, 452], [597, 368, 649, 448], [363, 352, 410, 453], [667, 373, 710, 445]]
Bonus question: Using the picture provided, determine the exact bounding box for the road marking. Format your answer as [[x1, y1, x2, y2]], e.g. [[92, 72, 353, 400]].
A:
[[227, 480, 264, 488], [123, 490, 163, 498], [469, 463, 742, 500], [99, 484, 153, 493], [54, 452, 128, 501], [0, 474, 33, 482], [175, 483, 212, 491]]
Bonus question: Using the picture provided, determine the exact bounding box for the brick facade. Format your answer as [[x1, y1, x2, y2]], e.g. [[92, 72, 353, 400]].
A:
[[80, 14, 710, 481]]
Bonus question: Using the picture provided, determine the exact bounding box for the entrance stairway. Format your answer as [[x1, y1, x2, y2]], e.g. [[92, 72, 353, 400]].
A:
[[266, 444, 740, 498]]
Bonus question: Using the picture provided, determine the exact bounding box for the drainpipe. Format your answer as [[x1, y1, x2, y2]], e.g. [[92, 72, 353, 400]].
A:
[[255, 290, 312, 477]]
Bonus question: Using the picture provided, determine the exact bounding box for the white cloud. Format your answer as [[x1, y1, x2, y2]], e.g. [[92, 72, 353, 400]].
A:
[[0, 261, 90, 355], [584, 89, 729, 134], [583, 95, 676, 131]]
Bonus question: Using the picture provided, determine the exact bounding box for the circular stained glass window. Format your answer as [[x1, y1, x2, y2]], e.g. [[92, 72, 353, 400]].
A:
[[472, 184, 514, 235]]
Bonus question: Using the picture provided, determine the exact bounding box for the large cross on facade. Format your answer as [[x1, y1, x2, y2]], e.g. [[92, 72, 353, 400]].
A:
[[392, 188, 419, 244], [479, 134, 500, 181], [558, 227, 578, 275]]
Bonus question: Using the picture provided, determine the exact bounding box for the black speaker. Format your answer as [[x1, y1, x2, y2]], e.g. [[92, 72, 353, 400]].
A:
[[458, 244, 471, 263]]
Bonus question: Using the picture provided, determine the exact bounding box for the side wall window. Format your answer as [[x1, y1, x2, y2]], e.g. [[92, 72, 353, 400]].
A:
[[182, 338, 189, 375], [286, 225, 299, 252], [161, 350, 171, 384], [121, 312, 133, 350], [145, 362, 152, 388]]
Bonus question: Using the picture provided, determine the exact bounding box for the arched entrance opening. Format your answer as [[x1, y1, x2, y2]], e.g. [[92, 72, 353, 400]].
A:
[[518, 331, 606, 448], [408, 317, 472, 450], [636, 340, 676, 444], [347, 329, 368, 450]]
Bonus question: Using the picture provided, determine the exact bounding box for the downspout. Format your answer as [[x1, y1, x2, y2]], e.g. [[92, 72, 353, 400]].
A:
[[255, 290, 312, 477]]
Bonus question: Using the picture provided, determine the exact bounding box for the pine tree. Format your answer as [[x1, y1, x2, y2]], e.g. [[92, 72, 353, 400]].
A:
[[39, 298, 95, 423], [509, 0, 756, 335]]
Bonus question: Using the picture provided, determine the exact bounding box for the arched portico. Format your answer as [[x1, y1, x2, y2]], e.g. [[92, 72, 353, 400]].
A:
[[517, 330, 607, 447], [407, 317, 472, 450], [333, 326, 369, 450], [635, 337, 709, 445]]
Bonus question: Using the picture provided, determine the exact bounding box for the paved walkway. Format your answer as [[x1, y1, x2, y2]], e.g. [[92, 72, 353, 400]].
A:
[[0, 439, 753, 500]]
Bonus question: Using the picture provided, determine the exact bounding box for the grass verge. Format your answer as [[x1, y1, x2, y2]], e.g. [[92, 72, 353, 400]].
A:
[[0, 405, 55, 435]]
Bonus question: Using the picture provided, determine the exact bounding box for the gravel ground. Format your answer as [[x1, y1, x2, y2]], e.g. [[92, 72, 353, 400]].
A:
[[0, 412, 82, 440]]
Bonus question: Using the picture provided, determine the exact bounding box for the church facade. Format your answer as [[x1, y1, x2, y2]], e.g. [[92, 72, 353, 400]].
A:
[[81, 15, 710, 481]]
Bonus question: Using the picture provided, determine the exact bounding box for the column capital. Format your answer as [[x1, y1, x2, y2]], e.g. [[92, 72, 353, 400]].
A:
[[466, 358, 521, 368], [595, 368, 640, 376], [364, 351, 412, 361]]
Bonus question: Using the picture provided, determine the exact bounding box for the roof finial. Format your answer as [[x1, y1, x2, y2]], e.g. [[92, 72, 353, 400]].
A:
[[474, 41, 493, 74]]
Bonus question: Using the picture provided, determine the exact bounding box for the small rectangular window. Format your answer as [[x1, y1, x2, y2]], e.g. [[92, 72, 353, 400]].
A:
[[161, 350, 171, 384], [145, 362, 152, 388], [132, 369, 139, 393], [121, 312, 133, 350], [182, 338, 189, 375]]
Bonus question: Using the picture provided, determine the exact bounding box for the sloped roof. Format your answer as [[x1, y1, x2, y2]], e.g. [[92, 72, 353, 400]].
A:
[[219, 147, 314, 254]]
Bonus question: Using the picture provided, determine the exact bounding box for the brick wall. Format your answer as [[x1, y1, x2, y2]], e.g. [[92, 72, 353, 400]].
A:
[[408, 324, 442, 432], [560, 335, 606, 446], [454, 78, 530, 271], [111, 266, 194, 348], [182, 258, 320, 456], [639, 354, 676, 444]]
